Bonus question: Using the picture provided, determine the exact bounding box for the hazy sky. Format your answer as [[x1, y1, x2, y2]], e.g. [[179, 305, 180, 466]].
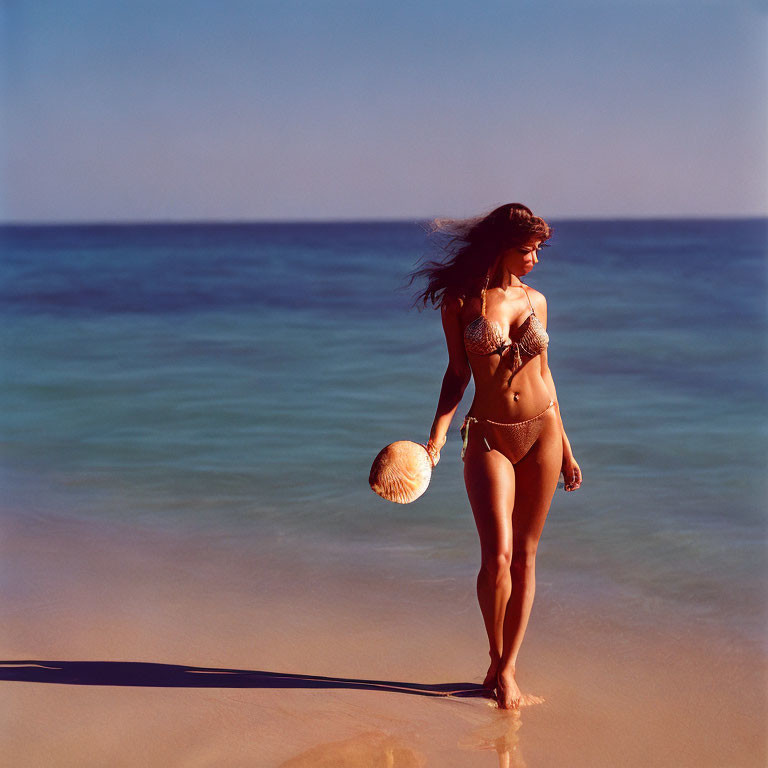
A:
[[2, 0, 766, 222]]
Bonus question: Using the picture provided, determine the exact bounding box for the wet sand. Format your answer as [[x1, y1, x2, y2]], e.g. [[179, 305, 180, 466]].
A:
[[1, 511, 766, 767]]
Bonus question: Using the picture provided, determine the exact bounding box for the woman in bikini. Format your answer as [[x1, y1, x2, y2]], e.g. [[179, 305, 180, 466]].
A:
[[409, 203, 582, 710]]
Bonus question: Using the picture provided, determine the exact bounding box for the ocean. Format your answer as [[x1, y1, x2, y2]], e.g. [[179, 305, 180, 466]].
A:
[[1, 218, 766, 649]]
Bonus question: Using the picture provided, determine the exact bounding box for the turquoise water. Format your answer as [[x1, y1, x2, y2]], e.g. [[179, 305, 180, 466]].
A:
[[1, 220, 766, 644]]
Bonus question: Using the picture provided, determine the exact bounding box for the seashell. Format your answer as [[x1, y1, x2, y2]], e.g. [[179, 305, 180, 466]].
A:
[[369, 440, 433, 504]]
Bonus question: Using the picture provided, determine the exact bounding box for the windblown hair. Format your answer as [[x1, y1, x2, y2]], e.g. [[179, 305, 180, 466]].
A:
[[407, 203, 552, 309]]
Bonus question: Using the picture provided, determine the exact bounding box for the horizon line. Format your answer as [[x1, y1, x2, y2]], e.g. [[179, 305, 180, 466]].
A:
[[1, 213, 767, 227]]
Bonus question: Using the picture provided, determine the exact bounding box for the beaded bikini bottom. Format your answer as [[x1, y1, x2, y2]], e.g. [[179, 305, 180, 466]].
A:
[[460, 400, 556, 465]]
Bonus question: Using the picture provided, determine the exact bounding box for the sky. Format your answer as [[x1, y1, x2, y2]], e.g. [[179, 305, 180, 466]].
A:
[[2, 0, 767, 222]]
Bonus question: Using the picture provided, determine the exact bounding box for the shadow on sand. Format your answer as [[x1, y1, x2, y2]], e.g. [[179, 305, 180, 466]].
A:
[[0, 660, 492, 699]]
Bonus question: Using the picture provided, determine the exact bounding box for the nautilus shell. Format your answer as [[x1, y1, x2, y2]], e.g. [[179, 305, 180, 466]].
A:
[[369, 440, 433, 504]]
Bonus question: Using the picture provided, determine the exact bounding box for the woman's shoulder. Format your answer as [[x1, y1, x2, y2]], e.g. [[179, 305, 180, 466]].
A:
[[524, 284, 547, 312], [441, 290, 485, 322], [440, 292, 467, 315]]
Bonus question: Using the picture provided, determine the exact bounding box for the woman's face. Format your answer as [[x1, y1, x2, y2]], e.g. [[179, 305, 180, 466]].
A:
[[501, 239, 543, 277]]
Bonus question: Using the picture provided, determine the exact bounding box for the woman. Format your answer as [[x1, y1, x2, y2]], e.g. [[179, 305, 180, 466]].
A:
[[409, 203, 582, 710]]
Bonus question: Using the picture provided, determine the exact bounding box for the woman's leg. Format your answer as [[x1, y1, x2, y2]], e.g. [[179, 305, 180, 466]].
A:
[[497, 408, 563, 708], [463, 423, 516, 691]]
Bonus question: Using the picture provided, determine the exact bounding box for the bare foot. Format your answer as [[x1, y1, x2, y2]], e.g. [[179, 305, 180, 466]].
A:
[[495, 668, 546, 709], [496, 666, 522, 710], [482, 655, 500, 690]]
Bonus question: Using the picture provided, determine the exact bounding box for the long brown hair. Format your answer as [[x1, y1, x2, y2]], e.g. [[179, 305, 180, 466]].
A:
[[407, 203, 552, 309]]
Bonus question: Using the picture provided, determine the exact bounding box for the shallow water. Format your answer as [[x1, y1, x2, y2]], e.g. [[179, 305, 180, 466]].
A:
[[1, 219, 766, 648]]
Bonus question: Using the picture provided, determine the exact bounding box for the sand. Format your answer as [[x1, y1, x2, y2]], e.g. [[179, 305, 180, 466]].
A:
[[1, 511, 766, 767]]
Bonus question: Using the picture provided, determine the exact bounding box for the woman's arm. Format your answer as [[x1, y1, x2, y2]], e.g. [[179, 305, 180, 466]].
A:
[[426, 296, 472, 465], [537, 294, 582, 491], [541, 349, 573, 459], [536, 294, 570, 453]]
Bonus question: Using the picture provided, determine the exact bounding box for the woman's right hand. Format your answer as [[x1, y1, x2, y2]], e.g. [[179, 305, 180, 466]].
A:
[[561, 454, 582, 491], [426, 434, 446, 467]]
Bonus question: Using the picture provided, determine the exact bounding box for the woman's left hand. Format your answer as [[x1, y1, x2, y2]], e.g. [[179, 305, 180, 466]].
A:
[[561, 455, 582, 492], [426, 434, 446, 468]]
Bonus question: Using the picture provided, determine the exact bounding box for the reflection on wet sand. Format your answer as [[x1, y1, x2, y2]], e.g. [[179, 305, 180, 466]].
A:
[[460, 709, 527, 768], [278, 730, 426, 767], [278, 695, 544, 767]]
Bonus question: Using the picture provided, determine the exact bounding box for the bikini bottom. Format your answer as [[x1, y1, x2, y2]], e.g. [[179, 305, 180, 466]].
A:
[[460, 400, 556, 465]]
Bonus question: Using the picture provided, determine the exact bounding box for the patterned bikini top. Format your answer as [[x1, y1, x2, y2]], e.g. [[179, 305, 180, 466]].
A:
[[463, 283, 549, 375]]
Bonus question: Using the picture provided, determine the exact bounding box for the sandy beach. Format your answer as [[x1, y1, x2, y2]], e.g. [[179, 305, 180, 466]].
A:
[[2, 510, 765, 767], [4, 0, 767, 759]]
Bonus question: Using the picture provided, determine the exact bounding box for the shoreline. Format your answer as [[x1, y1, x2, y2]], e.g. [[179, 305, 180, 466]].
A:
[[5, 501, 763, 651], [2, 507, 766, 766]]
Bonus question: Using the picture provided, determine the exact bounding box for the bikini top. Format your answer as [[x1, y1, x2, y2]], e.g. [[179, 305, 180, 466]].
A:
[[463, 283, 549, 375]]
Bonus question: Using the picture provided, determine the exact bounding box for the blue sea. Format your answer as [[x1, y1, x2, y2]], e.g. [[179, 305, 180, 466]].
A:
[[1, 219, 766, 646]]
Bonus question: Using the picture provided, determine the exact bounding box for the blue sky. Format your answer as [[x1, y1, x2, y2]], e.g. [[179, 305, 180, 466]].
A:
[[2, 0, 766, 221]]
